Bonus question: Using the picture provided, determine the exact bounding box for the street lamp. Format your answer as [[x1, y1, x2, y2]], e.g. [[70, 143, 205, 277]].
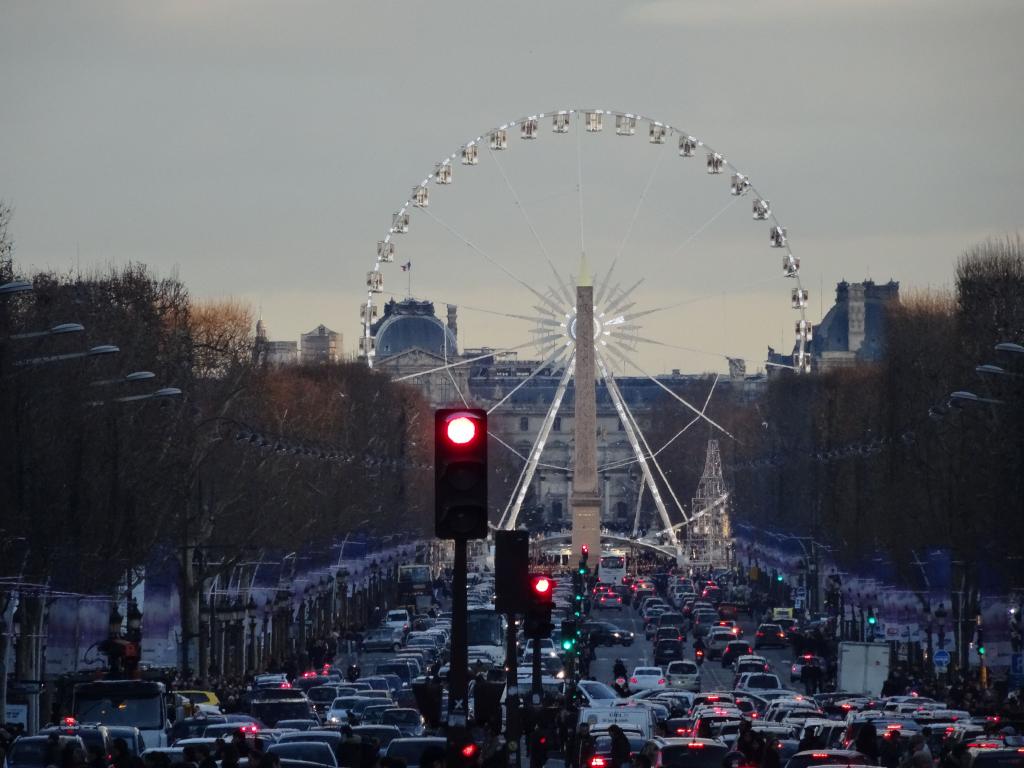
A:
[[0, 280, 32, 296], [948, 390, 1004, 406], [9, 322, 85, 340], [995, 342, 1024, 356]]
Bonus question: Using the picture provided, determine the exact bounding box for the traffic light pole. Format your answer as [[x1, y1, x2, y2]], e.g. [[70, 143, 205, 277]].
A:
[[449, 538, 469, 728], [505, 615, 522, 768], [531, 642, 542, 706]]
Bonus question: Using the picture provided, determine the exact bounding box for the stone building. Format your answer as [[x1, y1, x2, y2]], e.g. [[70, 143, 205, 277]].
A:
[[300, 325, 341, 365]]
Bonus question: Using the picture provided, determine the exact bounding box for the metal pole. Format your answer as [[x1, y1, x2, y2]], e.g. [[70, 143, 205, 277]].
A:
[[531, 641, 542, 706], [505, 615, 522, 768], [449, 538, 468, 728]]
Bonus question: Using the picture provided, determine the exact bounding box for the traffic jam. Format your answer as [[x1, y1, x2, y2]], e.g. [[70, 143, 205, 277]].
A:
[[6, 563, 1021, 768]]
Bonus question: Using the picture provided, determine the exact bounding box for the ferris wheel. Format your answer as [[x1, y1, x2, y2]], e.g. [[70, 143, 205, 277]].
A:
[[360, 108, 810, 539]]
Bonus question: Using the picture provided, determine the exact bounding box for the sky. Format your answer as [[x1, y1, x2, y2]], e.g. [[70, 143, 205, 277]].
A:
[[3, 0, 1023, 374]]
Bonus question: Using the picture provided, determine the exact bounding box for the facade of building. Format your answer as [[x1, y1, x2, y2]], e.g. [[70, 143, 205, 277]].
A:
[[265, 340, 298, 366], [300, 325, 341, 365], [768, 279, 900, 373]]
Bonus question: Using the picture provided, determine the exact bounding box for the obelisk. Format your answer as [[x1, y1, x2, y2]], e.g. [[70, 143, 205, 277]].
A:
[[571, 254, 602, 563]]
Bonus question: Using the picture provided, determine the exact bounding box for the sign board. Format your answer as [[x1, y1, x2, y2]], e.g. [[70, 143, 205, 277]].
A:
[[795, 588, 807, 601], [5, 703, 28, 727], [794, 596, 805, 610], [773, 607, 794, 620], [934, 649, 951, 668]]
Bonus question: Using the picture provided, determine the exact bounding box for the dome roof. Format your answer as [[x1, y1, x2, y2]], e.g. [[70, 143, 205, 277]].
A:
[[372, 298, 457, 359]]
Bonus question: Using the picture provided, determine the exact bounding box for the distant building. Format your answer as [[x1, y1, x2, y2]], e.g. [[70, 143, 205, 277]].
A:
[[300, 325, 341, 365], [265, 340, 298, 366], [768, 279, 899, 374]]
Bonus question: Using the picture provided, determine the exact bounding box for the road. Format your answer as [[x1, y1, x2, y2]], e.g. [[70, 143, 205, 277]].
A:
[[587, 601, 799, 693]]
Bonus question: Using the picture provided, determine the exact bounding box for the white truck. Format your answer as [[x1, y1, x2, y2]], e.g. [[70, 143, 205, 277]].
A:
[[838, 641, 891, 697]]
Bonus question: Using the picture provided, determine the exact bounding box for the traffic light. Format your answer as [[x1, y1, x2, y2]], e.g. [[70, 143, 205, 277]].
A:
[[561, 619, 578, 653], [775, 572, 784, 583], [977, 627, 986, 657], [447, 726, 479, 766], [867, 608, 877, 626], [524, 574, 555, 639], [581, 544, 589, 563], [572, 571, 585, 618], [435, 409, 488, 540]]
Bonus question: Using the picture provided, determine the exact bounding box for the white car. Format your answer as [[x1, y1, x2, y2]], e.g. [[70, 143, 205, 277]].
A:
[[706, 628, 736, 659], [665, 660, 701, 692], [629, 666, 667, 692], [520, 638, 559, 660], [735, 671, 783, 691], [384, 609, 411, 633]]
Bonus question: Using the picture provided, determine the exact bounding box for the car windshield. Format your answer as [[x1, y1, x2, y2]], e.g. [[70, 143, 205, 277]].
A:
[[659, 743, 728, 768], [635, 668, 662, 676], [74, 695, 162, 730], [268, 742, 335, 765], [382, 710, 421, 725], [466, 611, 502, 646], [669, 662, 697, 674], [250, 700, 311, 726], [11, 741, 51, 765], [308, 688, 337, 702], [579, 681, 618, 700], [745, 675, 779, 688]]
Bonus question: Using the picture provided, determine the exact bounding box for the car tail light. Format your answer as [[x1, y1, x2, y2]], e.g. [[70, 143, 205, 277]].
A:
[[707, 695, 719, 701], [967, 743, 1001, 750], [658, 679, 666, 685], [676, 727, 692, 735], [62, 717, 78, 727], [631, 677, 638, 683], [279, 682, 292, 688], [812, 754, 830, 759], [687, 742, 705, 749], [777, 632, 785, 638], [750, 713, 759, 719], [590, 758, 607, 768], [756, 631, 764, 637], [240, 724, 260, 734], [886, 724, 902, 730], [802, 654, 814, 659], [841, 703, 852, 710], [302, 671, 316, 678]]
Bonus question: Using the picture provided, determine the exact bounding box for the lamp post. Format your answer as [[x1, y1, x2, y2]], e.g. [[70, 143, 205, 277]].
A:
[[246, 596, 257, 674]]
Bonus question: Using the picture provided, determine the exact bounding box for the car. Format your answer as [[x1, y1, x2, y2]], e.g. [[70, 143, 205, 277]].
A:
[[267, 741, 338, 767], [520, 638, 560, 660], [583, 621, 635, 647], [384, 737, 448, 768], [591, 732, 646, 765], [360, 703, 399, 724], [103, 726, 147, 756], [39, 724, 115, 760], [380, 708, 425, 738], [735, 672, 783, 691], [733, 655, 770, 673], [306, 685, 349, 715], [665, 660, 701, 693], [7, 736, 88, 768], [629, 666, 667, 692], [638, 736, 729, 768], [177, 690, 222, 716], [276, 731, 346, 763], [721, 641, 755, 668], [790, 654, 827, 682], [654, 639, 686, 667], [705, 628, 737, 660], [351, 725, 402, 753], [655, 626, 686, 643], [276, 719, 321, 731], [251, 696, 318, 727], [597, 590, 624, 610], [754, 624, 788, 649], [384, 609, 411, 633], [784, 749, 871, 768], [361, 627, 405, 654]]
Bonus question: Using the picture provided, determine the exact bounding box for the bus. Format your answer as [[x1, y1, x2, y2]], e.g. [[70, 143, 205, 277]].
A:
[[466, 607, 504, 667], [398, 564, 433, 613], [73, 680, 170, 747], [598, 552, 627, 585]]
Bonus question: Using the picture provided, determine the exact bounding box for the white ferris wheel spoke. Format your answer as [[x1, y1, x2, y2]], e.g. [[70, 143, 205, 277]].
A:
[[613, 139, 669, 268], [498, 353, 577, 531], [666, 194, 743, 262], [600, 347, 691, 523], [488, 148, 575, 308], [631, 474, 646, 537], [594, 261, 617, 307], [597, 372, 719, 472], [393, 340, 541, 382], [488, 430, 570, 472], [414, 207, 565, 318], [618, 354, 737, 441], [595, 348, 681, 544], [623, 273, 785, 323], [486, 344, 571, 415]]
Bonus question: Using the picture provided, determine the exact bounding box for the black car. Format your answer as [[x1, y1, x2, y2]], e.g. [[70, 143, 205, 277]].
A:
[[721, 640, 754, 667], [654, 639, 685, 666], [754, 623, 788, 649], [582, 621, 635, 647]]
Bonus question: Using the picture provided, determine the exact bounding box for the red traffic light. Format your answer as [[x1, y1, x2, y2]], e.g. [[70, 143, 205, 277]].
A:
[[446, 415, 478, 445], [530, 574, 554, 596]]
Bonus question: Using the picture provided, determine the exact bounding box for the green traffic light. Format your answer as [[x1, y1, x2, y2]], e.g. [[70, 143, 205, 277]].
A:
[[776, 574, 783, 582], [978, 646, 986, 655]]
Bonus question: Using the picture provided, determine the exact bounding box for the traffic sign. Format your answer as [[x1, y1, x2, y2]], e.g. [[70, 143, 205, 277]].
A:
[[933, 649, 951, 668]]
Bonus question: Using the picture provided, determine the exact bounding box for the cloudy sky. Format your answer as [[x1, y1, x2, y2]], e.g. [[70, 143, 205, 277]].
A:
[[3, 0, 1022, 373]]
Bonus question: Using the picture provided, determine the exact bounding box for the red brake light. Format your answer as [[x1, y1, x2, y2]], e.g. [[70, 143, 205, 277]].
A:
[[240, 724, 259, 734], [303, 671, 316, 678], [750, 713, 760, 719], [812, 754, 831, 759], [658, 679, 666, 685], [279, 682, 292, 689], [687, 743, 705, 749], [802, 654, 814, 659], [707, 695, 719, 701], [756, 631, 764, 637], [446, 416, 477, 445], [630, 677, 638, 683], [841, 704, 852, 710], [461, 743, 479, 758], [62, 717, 78, 727], [886, 724, 901, 730], [590, 758, 607, 768]]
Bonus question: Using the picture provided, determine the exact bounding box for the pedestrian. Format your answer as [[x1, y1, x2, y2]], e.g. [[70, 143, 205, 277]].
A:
[[609, 724, 631, 768], [854, 723, 880, 765], [899, 735, 931, 768]]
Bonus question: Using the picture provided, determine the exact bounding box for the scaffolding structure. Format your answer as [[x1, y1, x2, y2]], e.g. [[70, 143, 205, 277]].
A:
[[687, 439, 732, 568]]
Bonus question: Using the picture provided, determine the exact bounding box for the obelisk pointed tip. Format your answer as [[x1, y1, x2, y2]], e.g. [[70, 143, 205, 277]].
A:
[[577, 251, 592, 287]]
